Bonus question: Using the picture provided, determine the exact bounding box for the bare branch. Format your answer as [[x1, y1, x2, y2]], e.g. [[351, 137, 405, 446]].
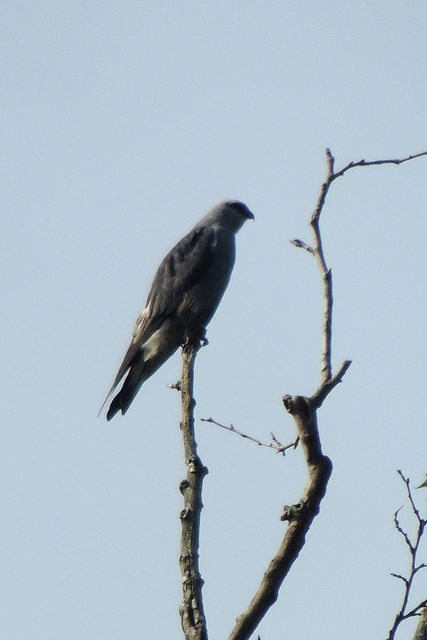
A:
[[294, 148, 338, 381], [330, 150, 427, 180], [228, 149, 427, 640], [292, 148, 427, 385], [201, 417, 298, 455], [386, 471, 427, 640], [271, 431, 299, 453], [390, 573, 408, 585], [393, 507, 414, 553], [228, 396, 332, 640], [311, 359, 352, 408], [398, 469, 425, 525], [290, 238, 314, 254], [310, 232, 332, 381], [200, 149, 427, 640], [179, 343, 208, 640]]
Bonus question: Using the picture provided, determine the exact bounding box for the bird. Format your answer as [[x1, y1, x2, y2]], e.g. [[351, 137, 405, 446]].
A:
[[100, 200, 254, 420]]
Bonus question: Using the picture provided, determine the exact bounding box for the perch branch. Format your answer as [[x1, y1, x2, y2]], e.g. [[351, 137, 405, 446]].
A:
[[179, 343, 208, 640], [386, 471, 427, 640]]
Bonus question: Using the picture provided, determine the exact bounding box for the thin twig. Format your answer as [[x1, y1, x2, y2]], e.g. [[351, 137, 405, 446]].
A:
[[271, 431, 299, 452], [393, 506, 414, 552], [228, 395, 333, 640], [398, 469, 424, 523], [305, 149, 337, 381], [201, 417, 298, 455], [386, 471, 427, 640], [311, 359, 352, 408], [292, 148, 427, 384], [390, 573, 408, 585], [330, 150, 427, 180], [290, 238, 314, 254]]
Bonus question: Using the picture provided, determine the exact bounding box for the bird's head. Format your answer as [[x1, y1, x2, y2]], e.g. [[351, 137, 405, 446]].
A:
[[214, 200, 255, 231]]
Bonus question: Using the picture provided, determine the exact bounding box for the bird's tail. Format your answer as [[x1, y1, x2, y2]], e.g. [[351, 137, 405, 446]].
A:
[[104, 353, 148, 420], [106, 389, 131, 421], [101, 320, 182, 420]]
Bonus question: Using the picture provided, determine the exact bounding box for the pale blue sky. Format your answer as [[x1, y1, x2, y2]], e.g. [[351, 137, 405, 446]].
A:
[[2, 2, 426, 639]]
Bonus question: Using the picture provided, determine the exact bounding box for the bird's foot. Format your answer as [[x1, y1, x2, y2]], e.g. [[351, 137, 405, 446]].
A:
[[182, 327, 208, 348], [198, 327, 209, 346]]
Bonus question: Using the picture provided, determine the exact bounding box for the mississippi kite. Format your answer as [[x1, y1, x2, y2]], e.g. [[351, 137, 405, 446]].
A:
[[101, 200, 254, 420]]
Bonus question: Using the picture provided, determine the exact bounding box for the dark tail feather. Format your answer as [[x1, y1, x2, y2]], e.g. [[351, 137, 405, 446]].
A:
[[106, 393, 123, 421], [98, 369, 130, 418], [101, 350, 145, 420], [106, 390, 130, 421], [103, 328, 179, 420], [106, 378, 139, 421]]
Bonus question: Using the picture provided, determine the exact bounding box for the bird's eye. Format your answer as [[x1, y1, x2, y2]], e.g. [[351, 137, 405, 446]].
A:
[[228, 202, 245, 213], [228, 201, 254, 219]]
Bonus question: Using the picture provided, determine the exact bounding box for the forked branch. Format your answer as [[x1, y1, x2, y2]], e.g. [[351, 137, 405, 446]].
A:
[[228, 149, 351, 640], [201, 417, 298, 455], [293, 147, 427, 384], [386, 471, 427, 640], [227, 149, 427, 640]]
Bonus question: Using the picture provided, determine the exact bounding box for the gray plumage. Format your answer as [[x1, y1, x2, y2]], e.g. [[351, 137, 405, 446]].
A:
[[101, 200, 254, 420]]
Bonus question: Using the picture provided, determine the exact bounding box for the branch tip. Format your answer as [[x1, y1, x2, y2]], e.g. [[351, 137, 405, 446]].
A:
[[326, 148, 335, 174]]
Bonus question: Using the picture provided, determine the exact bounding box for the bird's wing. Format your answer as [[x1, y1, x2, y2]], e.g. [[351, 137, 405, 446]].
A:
[[99, 224, 217, 412], [144, 224, 218, 324]]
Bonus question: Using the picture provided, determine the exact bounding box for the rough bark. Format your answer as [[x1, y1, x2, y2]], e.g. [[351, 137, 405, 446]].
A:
[[179, 343, 208, 640], [228, 395, 333, 640]]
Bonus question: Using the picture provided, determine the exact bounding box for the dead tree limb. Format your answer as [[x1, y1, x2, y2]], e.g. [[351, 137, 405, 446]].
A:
[[179, 343, 208, 640], [228, 149, 351, 640], [228, 394, 333, 640], [228, 148, 427, 640]]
